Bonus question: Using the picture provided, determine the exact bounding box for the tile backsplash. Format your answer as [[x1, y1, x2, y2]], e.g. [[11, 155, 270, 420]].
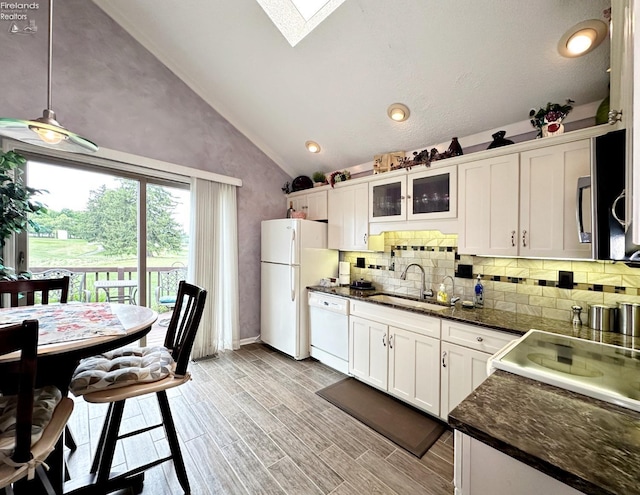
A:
[[341, 231, 640, 323]]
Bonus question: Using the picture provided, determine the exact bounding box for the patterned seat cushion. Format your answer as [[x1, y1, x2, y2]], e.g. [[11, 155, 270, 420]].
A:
[[70, 346, 175, 396], [0, 385, 62, 462]]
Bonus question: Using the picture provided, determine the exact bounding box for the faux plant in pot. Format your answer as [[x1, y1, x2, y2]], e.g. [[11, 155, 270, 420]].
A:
[[312, 171, 327, 186], [0, 150, 47, 279]]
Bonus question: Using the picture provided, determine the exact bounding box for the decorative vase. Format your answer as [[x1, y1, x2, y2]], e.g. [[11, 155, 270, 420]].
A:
[[541, 121, 564, 138], [447, 137, 463, 156], [487, 130, 514, 149]]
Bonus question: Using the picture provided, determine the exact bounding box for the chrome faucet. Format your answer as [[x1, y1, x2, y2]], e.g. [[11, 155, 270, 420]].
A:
[[401, 263, 433, 300], [442, 275, 460, 306]]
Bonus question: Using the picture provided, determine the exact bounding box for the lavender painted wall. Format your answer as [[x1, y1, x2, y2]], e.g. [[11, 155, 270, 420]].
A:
[[0, 1, 290, 340]]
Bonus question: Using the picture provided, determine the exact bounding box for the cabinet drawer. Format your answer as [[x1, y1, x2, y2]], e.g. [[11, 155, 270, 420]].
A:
[[350, 300, 440, 339], [441, 320, 516, 354]]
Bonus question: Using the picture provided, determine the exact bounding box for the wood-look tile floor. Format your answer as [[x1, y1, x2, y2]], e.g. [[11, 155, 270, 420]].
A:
[[65, 343, 454, 494]]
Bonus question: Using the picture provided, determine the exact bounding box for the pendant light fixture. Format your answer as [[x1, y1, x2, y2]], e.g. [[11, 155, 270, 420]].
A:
[[0, 0, 98, 153]]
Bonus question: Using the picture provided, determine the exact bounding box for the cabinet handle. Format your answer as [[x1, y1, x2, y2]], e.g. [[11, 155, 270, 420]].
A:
[[382, 333, 387, 347], [400, 195, 405, 200], [407, 194, 411, 199], [442, 351, 447, 368], [389, 335, 393, 349], [477, 336, 484, 342], [522, 230, 527, 247], [364, 233, 368, 244], [511, 230, 516, 247]]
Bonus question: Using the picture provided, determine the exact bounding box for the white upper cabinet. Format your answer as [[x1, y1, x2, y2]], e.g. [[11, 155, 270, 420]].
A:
[[369, 166, 457, 223], [328, 183, 370, 251], [520, 140, 592, 258], [369, 174, 407, 222], [458, 153, 520, 256], [407, 166, 457, 221], [459, 140, 592, 259], [287, 190, 328, 221]]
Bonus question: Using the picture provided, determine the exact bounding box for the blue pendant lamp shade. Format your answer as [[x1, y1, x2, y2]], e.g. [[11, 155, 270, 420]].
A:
[[0, 0, 98, 153]]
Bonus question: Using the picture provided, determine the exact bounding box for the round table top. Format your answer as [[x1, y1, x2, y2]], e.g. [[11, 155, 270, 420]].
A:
[[0, 303, 158, 362]]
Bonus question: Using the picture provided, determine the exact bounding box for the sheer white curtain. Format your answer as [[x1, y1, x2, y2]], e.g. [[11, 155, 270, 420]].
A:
[[189, 178, 240, 359]]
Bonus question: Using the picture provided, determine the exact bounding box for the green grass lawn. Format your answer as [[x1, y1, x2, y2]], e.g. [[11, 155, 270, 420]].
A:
[[28, 237, 188, 310], [29, 237, 188, 267]]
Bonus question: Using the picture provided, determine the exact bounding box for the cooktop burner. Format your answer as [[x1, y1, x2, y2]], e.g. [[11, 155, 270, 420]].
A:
[[489, 329, 640, 412]]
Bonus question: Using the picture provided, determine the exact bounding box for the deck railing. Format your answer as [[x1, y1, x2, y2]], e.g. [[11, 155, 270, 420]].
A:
[[29, 266, 181, 309]]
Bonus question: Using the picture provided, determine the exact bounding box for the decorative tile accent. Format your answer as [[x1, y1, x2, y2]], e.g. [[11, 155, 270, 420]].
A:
[[342, 231, 640, 322]]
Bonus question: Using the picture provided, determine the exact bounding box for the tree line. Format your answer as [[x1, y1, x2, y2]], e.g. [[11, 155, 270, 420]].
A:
[[31, 181, 185, 257]]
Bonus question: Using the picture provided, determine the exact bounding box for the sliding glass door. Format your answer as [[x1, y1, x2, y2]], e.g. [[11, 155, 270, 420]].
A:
[[22, 158, 190, 309]]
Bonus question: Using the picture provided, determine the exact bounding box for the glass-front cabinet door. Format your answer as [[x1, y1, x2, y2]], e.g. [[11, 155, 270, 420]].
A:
[[369, 175, 407, 222], [407, 166, 457, 220]]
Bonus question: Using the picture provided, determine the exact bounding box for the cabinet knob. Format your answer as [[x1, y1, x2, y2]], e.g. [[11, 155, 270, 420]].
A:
[[477, 336, 484, 342], [407, 194, 411, 199], [400, 195, 406, 200], [608, 109, 623, 125]]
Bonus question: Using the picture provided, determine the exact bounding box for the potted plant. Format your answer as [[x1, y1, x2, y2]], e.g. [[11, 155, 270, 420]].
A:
[[312, 171, 327, 186], [0, 150, 47, 279], [529, 99, 574, 138]]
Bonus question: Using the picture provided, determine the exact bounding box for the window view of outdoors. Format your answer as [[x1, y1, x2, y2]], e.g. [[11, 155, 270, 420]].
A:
[[26, 160, 190, 312]]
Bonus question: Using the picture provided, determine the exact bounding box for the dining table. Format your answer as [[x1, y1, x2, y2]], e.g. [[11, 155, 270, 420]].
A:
[[0, 302, 158, 495]]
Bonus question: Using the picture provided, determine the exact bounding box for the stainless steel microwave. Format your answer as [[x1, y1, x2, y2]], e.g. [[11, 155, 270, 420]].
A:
[[577, 129, 640, 262]]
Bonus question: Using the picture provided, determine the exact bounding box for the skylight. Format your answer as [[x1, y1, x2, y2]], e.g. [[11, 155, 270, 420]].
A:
[[256, 0, 346, 47]]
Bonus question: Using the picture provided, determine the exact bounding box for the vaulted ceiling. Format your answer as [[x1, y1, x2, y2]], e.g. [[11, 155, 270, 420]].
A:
[[93, 0, 611, 179]]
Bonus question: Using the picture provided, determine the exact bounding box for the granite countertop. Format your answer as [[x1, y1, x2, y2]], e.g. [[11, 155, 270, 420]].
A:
[[449, 370, 640, 495], [307, 286, 640, 350]]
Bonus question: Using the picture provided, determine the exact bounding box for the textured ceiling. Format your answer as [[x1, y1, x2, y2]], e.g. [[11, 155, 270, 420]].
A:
[[93, 0, 611, 179]]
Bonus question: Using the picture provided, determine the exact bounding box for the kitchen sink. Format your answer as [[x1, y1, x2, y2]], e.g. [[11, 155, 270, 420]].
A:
[[365, 294, 449, 312]]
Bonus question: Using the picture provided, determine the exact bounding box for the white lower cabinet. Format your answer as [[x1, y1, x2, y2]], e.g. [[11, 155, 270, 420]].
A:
[[440, 342, 491, 420], [439, 320, 517, 420], [454, 432, 586, 495], [388, 326, 440, 413], [349, 302, 441, 416], [349, 315, 388, 390]]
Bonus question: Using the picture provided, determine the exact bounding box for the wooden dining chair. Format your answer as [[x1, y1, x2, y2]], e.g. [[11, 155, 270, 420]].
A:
[[0, 276, 77, 453], [69, 281, 207, 495], [0, 276, 70, 307], [0, 320, 74, 495]]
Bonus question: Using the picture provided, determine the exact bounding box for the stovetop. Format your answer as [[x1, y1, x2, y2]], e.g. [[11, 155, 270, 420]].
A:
[[489, 329, 640, 412]]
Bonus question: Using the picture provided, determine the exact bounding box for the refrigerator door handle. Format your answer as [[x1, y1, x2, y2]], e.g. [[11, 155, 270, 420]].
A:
[[576, 175, 591, 243], [290, 228, 296, 266], [290, 265, 295, 301]]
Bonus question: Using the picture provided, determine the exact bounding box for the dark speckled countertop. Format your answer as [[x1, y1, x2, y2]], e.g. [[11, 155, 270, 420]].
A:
[[449, 371, 640, 495], [308, 286, 640, 350], [308, 285, 640, 494]]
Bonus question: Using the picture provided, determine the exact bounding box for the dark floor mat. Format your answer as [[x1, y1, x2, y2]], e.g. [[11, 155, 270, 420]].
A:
[[316, 377, 447, 458]]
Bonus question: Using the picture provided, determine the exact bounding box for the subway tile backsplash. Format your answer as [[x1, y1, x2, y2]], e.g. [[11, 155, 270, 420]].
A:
[[341, 231, 640, 324]]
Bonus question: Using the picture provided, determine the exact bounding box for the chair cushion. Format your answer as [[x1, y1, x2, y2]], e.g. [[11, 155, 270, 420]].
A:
[[0, 385, 62, 461], [158, 296, 177, 305], [70, 346, 175, 396]]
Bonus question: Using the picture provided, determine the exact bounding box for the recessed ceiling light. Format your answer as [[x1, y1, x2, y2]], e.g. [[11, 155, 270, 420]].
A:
[[558, 19, 608, 58], [305, 140, 321, 153], [387, 103, 410, 122]]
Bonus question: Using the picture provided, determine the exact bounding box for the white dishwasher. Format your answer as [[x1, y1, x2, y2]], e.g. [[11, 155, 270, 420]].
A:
[[308, 292, 349, 374]]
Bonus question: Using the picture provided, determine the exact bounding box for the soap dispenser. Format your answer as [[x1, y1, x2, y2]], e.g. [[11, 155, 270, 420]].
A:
[[437, 283, 448, 304], [474, 274, 484, 307]]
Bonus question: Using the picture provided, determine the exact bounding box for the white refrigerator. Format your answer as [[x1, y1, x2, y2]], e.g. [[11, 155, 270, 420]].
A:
[[260, 219, 338, 359]]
